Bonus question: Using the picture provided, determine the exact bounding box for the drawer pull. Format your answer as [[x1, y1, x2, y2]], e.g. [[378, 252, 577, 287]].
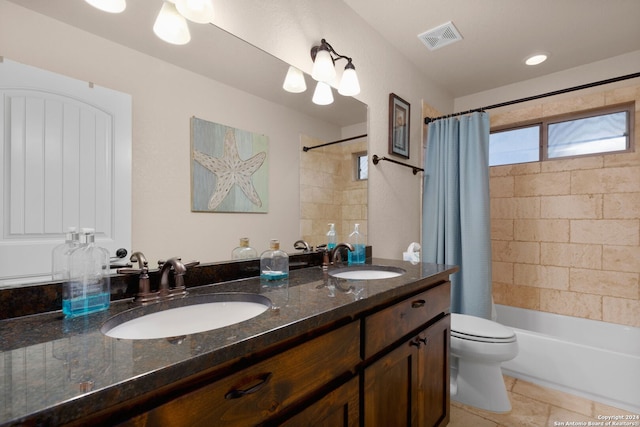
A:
[[411, 299, 426, 308], [225, 372, 273, 399], [410, 336, 429, 348]]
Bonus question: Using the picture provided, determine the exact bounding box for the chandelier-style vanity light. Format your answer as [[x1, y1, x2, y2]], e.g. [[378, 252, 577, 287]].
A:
[[153, 1, 191, 45], [153, 0, 214, 45], [310, 39, 360, 104], [283, 38, 360, 105], [85, 0, 214, 45], [84, 0, 126, 13]]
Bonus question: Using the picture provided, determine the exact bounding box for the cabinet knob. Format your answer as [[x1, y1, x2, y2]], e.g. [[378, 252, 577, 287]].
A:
[[411, 299, 426, 308], [225, 372, 273, 399]]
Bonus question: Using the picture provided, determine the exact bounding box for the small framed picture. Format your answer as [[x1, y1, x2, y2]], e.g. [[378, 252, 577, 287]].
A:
[[389, 93, 410, 159]]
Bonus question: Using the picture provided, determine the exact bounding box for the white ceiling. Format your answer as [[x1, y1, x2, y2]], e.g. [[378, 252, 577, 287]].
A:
[[344, 0, 640, 97], [8, 0, 640, 120]]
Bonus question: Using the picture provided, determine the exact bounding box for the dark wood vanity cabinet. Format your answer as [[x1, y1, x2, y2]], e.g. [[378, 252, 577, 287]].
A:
[[111, 279, 450, 427], [117, 321, 361, 427], [363, 316, 450, 427], [362, 282, 451, 427]]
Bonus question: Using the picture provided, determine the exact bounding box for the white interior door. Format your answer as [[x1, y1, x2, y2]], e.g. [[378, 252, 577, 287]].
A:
[[0, 59, 131, 285]]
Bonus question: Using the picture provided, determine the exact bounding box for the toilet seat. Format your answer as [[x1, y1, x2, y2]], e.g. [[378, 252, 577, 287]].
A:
[[451, 313, 516, 343]]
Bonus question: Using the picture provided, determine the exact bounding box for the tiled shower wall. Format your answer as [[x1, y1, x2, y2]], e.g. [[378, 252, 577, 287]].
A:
[[300, 135, 367, 248], [490, 82, 640, 328]]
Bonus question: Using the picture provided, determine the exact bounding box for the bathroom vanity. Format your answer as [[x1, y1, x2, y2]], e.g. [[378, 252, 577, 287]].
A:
[[0, 259, 456, 427]]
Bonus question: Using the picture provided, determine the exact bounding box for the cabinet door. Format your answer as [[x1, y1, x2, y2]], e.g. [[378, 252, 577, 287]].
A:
[[363, 337, 419, 427], [279, 376, 359, 427], [418, 315, 450, 427]]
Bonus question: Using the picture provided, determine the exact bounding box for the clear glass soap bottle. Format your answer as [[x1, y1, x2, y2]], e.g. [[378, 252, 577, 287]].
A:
[[348, 223, 366, 264], [327, 223, 337, 250], [52, 227, 80, 281], [232, 237, 258, 259], [63, 228, 111, 318], [260, 239, 289, 282]]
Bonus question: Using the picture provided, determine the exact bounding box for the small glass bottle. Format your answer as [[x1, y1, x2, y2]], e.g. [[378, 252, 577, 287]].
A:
[[348, 223, 366, 264], [63, 228, 111, 318], [232, 237, 258, 259], [326, 223, 337, 250], [52, 227, 80, 281], [260, 239, 289, 282]]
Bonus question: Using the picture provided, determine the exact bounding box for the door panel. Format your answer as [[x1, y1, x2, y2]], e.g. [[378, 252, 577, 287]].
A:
[[0, 59, 131, 283]]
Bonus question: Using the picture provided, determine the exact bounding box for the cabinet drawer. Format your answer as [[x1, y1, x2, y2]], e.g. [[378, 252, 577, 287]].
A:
[[364, 281, 450, 359], [125, 321, 360, 427]]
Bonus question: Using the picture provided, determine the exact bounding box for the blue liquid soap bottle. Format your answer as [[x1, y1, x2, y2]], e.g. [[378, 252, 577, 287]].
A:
[[327, 223, 337, 250], [51, 227, 80, 281], [232, 237, 258, 259], [348, 223, 366, 264], [63, 228, 111, 318], [260, 239, 289, 283]]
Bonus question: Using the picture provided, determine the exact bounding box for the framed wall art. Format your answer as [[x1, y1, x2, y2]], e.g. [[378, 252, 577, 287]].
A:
[[388, 93, 410, 159], [191, 117, 269, 213]]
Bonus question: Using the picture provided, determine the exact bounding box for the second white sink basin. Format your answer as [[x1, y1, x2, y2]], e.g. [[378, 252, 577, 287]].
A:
[[330, 265, 406, 280], [102, 293, 271, 340]]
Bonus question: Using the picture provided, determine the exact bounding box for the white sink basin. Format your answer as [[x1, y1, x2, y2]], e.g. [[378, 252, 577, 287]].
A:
[[330, 265, 406, 280], [102, 293, 271, 340]]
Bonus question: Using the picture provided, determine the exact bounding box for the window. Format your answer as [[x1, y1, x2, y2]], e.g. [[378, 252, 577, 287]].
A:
[[490, 103, 634, 167], [355, 152, 368, 180], [490, 125, 540, 166]]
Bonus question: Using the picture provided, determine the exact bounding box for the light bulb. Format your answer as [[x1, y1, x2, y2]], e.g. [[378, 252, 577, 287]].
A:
[[338, 62, 360, 96], [153, 1, 191, 45], [175, 0, 214, 24], [311, 47, 336, 82], [282, 66, 307, 93], [312, 81, 334, 105], [84, 0, 126, 13]]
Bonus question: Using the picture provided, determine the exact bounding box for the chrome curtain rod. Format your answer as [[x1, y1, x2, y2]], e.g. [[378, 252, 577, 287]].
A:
[[303, 134, 367, 152], [372, 154, 424, 175], [424, 72, 640, 124]]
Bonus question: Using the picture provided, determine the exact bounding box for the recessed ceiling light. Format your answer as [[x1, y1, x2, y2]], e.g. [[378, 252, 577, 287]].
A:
[[525, 53, 549, 66]]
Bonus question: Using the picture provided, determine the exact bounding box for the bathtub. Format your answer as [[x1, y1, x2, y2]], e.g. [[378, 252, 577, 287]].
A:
[[494, 304, 640, 414]]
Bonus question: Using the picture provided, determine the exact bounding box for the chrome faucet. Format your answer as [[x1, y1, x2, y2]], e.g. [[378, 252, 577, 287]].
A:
[[330, 242, 354, 265], [158, 257, 199, 299]]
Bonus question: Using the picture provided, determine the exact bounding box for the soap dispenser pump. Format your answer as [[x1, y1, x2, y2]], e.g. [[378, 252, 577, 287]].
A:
[[51, 227, 80, 281], [348, 223, 366, 264], [63, 228, 111, 318]]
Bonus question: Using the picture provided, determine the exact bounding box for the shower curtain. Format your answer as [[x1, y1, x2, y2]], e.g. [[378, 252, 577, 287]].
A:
[[422, 112, 492, 319]]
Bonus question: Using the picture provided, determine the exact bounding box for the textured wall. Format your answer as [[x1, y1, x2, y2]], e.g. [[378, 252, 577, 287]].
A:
[[490, 82, 640, 327]]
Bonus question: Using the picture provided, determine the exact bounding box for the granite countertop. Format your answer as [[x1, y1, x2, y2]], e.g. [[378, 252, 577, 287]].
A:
[[0, 258, 455, 426]]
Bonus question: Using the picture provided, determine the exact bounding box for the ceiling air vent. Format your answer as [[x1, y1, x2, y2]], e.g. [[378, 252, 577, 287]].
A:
[[418, 21, 463, 51]]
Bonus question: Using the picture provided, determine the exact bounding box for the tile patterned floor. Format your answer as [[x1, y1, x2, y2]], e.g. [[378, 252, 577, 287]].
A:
[[448, 376, 639, 427]]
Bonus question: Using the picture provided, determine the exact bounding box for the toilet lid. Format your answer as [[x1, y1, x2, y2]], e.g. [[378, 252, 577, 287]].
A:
[[451, 313, 516, 343]]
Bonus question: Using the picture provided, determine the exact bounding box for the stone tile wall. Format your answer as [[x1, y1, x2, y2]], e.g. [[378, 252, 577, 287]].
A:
[[490, 82, 640, 327], [300, 135, 367, 248]]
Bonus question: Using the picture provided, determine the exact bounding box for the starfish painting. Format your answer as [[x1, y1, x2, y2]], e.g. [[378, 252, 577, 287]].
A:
[[193, 128, 266, 210]]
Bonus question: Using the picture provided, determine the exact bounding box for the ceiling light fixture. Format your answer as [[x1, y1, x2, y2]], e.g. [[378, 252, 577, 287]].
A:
[[282, 66, 307, 93], [307, 39, 360, 103], [153, 1, 191, 45], [524, 53, 549, 66], [84, 0, 126, 13]]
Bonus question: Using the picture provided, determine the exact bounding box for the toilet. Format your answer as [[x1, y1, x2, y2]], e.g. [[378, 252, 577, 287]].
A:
[[450, 313, 519, 413]]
